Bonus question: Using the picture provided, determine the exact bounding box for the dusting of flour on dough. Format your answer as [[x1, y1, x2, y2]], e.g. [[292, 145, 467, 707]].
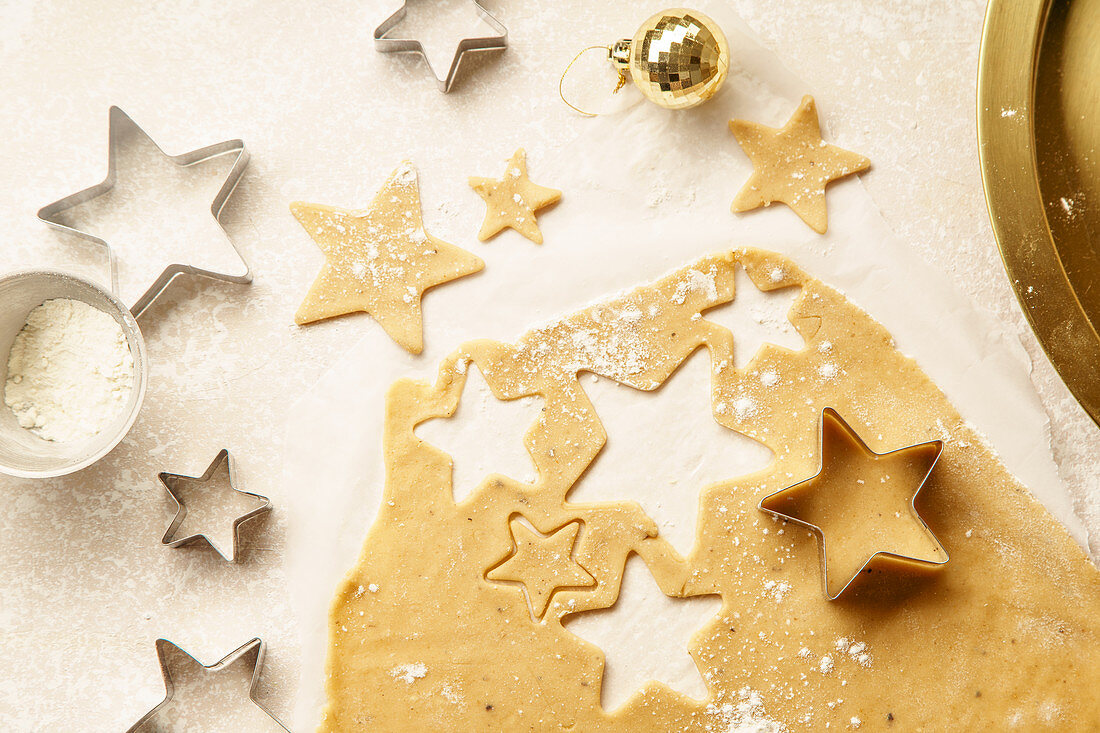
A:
[[671, 267, 719, 305], [441, 682, 462, 704], [704, 687, 787, 732], [390, 662, 427, 684], [762, 579, 792, 602]]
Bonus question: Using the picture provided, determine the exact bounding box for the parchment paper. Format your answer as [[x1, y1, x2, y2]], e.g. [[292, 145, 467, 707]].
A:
[[284, 5, 1086, 728]]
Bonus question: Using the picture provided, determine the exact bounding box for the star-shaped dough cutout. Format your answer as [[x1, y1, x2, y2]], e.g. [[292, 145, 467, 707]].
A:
[[758, 408, 948, 599], [469, 149, 561, 244], [486, 517, 596, 619], [729, 95, 870, 234], [292, 161, 484, 354], [159, 449, 271, 563], [126, 638, 289, 732]]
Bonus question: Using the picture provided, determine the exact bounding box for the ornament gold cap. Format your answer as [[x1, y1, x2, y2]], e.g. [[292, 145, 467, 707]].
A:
[[610, 39, 632, 70]]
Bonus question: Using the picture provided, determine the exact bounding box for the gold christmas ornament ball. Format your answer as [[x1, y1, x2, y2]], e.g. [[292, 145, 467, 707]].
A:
[[612, 8, 730, 110]]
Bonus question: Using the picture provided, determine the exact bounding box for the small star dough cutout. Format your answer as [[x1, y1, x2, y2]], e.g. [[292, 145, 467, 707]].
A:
[[292, 162, 484, 354], [486, 518, 595, 619], [759, 408, 947, 599], [729, 95, 870, 234], [469, 148, 561, 244]]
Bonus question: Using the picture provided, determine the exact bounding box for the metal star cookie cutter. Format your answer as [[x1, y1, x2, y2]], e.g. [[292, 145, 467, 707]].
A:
[[373, 0, 508, 92], [37, 106, 252, 317], [126, 637, 290, 732], [159, 449, 271, 563], [757, 407, 948, 600]]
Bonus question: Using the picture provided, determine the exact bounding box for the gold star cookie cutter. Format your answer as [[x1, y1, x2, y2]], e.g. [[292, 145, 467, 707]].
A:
[[758, 407, 949, 600], [159, 449, 271, 563], [126, 638, 289, 732], [37, 106, 252, 317], [373, 0, 508, 92]]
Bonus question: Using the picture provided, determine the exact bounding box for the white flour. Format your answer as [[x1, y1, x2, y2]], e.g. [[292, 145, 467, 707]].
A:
[[4, 298, 134, 442]]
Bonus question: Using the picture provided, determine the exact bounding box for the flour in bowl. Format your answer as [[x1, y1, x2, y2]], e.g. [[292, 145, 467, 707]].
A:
[[4, 298, 134, 442]]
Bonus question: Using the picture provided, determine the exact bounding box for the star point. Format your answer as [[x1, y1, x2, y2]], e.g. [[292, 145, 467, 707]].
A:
[[729, 95, 870, 234], [758, 408, 947, 599], [469, 148, 561, 244], [292, 161, 484, 354], [486, 517, 595, 619]]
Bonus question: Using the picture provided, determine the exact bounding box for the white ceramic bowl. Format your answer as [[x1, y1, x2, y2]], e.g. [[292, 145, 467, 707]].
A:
[[0, 270, 148, 478]]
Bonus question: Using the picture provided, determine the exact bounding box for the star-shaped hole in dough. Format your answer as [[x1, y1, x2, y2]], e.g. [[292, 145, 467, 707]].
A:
[[469, 148, 561, 244], [414, 363, 543, 503], [568, 350, 772, 557], [701, 265, 804, 369], [292, 161, 484, 354], [562, 554, 720, 712], [486, 516, 596, 620], [159, 450, 271, 563], [758, 408, 948, 600], [729, 95, 870, 234]]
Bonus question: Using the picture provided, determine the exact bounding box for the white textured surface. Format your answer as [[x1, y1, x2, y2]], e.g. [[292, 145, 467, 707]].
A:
[[1, 1, 1097, 731]]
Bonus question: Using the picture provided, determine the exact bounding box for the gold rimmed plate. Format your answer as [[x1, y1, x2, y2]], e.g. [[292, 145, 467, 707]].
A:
[[978, 0, 1100, 426]]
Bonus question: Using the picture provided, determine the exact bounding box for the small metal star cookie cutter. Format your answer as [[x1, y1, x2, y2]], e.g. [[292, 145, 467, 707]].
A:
[[159, 449, 271, 563], [758, 407, 949, 600], [126, 637, 290, 732], [373, 0, 508, 92], [37, 106, 252, 317]]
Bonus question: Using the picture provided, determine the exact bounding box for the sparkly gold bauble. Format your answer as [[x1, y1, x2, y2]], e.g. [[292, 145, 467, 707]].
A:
[[611, 8, 729, 110]]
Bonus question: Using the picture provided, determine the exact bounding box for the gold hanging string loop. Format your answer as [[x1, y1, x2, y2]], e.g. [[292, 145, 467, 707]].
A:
[[558, 45, 615, 117]]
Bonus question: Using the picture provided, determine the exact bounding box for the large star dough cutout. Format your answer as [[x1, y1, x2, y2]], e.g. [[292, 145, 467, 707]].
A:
[[469, 148, 561, 244], [486, 518, 595, 619], [758, 408, 948, 599], [729, 95, 870, 234], [292, 162, 484, 354]]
